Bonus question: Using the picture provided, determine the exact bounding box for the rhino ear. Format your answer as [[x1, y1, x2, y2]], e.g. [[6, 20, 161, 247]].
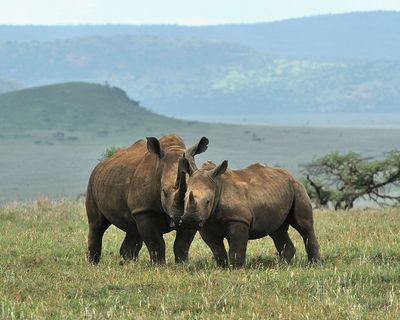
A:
[[179, 155, 193, 176], [146, 137, 164, 158], [211, 160, 228, 178], [187, 137, 209, 157]]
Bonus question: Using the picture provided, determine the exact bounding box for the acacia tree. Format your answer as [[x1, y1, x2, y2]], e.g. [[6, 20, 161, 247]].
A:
[[302, 150, 400, 210]]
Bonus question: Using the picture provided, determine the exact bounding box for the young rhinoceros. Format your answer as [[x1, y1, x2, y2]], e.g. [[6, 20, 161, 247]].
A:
[[178, 159, 320, 268]]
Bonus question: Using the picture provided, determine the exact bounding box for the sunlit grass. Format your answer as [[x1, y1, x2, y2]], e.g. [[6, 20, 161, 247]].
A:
[[1, 200, 399, 319]]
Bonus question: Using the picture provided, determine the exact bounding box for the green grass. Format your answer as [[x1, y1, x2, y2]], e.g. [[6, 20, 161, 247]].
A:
[[1, 200, 399, 319]]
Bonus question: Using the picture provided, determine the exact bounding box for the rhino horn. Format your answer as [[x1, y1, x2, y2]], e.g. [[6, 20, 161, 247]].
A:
[[174, 154, 188, 203], [188, 191, 197, 210]]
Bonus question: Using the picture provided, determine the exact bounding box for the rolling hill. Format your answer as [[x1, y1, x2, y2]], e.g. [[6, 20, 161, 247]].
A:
[[0, 82, 180, 133]]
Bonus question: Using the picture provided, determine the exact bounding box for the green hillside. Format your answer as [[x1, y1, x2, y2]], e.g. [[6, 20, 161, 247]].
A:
[[0, 82, 181, 134], [0, 34, 399, 115]]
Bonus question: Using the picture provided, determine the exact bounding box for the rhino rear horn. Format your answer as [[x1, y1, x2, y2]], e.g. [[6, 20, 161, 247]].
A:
[[188, 191, 195, 206], [146, 137, 164, 158]]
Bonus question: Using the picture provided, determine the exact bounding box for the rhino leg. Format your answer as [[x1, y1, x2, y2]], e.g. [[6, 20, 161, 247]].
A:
[[134, 212, 166, 264], [200, 225, 228, 267], [270, 223, 296, 263], [293, 225, 320, 263], [119, 228, 143, 261], [174, 228, 197, 263], [225, 221, 249, 268], [87, 215, 111, 264], [290, 183, 321, 263]]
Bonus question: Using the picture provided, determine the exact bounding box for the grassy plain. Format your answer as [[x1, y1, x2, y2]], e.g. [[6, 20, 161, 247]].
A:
[[2, 124, 400, 203], [1, 200, 399, 319]]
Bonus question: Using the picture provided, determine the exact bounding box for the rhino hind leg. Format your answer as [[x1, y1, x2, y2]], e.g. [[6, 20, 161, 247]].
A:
[[119, 228, 143, 261], [270, 223, 296, 263], [290, 184, 321, 263], [298, 228, 320, 263], [291, 220, 320, 263], [87, 214, 111, 264]]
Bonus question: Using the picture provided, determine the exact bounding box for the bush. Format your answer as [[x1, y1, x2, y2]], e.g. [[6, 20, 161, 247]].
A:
[[302, 150, 400, 209], [99, 146, 121, 161]]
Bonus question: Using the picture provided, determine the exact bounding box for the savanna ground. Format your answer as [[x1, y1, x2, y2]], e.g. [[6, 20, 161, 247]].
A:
[[1, 199, 399, 319], [2, 124, 400, 203]]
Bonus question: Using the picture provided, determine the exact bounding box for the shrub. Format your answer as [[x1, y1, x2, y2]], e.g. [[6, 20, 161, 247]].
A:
[[302, 150, 400, 209], [99, 146, 121, 161]]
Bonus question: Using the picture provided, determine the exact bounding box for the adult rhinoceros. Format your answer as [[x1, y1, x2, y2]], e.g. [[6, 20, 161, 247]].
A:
[[178, 159, 320, 268], [86, 133, 208, 264]]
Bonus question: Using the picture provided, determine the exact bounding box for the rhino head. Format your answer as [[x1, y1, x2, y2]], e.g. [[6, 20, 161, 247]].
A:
[[178, 158, 228, 229], [146, 136, 209, 226]]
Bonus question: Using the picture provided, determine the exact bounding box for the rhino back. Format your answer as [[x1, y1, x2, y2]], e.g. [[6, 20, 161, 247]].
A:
[[219, 164, 296, 238]]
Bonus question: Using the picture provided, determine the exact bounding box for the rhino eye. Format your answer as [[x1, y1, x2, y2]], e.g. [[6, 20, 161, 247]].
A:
[[162, 188, 167, 197], [206, 199, 210, 205]]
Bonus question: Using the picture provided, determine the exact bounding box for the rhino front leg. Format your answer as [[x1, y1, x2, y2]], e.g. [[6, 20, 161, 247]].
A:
[[174, 228, 197, 263], [134, 212, 166, 264], [200, 225, 228, 267], [225, 221, 249, 268]]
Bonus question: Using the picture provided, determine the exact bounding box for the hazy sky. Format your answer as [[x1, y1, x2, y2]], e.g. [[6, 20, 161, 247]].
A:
[[1, 0, 399, 25]]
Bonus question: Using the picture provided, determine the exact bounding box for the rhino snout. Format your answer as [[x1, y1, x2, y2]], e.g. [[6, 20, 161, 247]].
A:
[[172, 214, 183, 224], [180, 214, 203, 229]]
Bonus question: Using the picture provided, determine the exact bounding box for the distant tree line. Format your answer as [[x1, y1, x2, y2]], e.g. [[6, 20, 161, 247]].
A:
[[302, 150, 400, 210]]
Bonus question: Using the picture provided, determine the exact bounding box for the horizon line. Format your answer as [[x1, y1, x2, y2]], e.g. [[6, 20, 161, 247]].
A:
[[0, 10, 398, 28]]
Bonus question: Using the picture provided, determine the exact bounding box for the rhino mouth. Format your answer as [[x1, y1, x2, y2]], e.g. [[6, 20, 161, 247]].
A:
[[179, 216, 203, 229]]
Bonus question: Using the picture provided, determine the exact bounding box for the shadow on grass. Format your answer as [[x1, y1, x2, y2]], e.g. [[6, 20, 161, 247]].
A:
[[179, 255, 312, 271], [246, 256, 279, 269], [111, 252, 315, 271]]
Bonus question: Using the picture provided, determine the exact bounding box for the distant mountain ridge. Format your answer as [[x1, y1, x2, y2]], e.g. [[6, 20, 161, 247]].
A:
[[0, 11, 399, 115], [0, 11, 398, 60]]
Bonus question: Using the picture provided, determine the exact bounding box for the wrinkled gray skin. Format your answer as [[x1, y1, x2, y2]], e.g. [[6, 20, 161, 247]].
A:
[[86, 133, 208, 264], [178, 159, 321, 268]]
